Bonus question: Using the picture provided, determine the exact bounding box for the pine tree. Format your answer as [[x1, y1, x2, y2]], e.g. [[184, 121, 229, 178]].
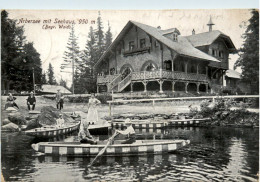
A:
[[95, 11, 105, 60], [23, 42, 42, 89], [41, 71, 47, 84], [47, 63, 56, 85], [104, 21, 113, 50], [62, 25, 82, 94], [234, 9, 259, 94]]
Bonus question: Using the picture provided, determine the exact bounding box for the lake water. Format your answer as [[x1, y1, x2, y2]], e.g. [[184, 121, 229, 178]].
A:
[[1, 127, 259, 182]]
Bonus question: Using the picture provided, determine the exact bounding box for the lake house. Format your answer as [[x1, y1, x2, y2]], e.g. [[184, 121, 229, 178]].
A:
[[94, 18, 236, 94]]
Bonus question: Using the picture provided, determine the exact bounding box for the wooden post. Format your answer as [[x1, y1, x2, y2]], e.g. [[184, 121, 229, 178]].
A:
[[206, 83, 209, 94], [130, 82, 133, 93], [185, 62, 188, 75], [159, 80, 163, 93], [185, 82, 188, 93], [97, 85, 99, 93], [172, 81, 175, 92], [197, 83, 200, 94], [109, 102, 112, 117], [143, 82, 147, 92]]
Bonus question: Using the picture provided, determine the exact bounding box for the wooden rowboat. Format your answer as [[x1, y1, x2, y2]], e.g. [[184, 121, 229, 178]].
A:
[[25, 121, 81, 138], [168, 118, 210, 126], [31, 139, 190, 156], [111, 119, 167, 129]]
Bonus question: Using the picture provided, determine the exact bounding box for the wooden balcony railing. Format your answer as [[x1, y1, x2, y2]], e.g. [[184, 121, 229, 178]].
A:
[[97, 74, 120, 84], [123, 47, 150, 57], [97, 70, 208, 84]]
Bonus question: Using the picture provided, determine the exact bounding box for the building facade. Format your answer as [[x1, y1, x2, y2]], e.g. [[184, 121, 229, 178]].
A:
[[94, 18, 236, 94]]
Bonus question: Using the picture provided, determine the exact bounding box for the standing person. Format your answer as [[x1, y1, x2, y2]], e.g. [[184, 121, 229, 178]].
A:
[[59, 96, 64, 110], [55, 89, 62, 110], [27, 91, 36, 110], [5, 93, 19, 109], [86, 93, 101, 125], [115, 118, 136, 144], [78, 122, 97, 144]]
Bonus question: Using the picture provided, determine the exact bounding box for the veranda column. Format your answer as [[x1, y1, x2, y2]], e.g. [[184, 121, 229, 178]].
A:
[[206, 83, 209, 93], [206, 66, 208, 77], [143, 81, 147, 92], [172, 81, 175, 92], [97, 85, 99, 93], [185, 82, 189, 93], [196, 83, 200, 94], [159, 80, 164, 93], [130, 82, 133, 93]]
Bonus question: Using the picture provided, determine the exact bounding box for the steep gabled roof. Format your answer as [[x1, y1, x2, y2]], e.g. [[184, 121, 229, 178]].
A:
[[94, 21, 220, 68], [185, 30, 236, 52]]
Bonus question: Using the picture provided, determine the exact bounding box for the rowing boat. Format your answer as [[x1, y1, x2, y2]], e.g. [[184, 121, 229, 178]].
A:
[[25, 121, 81, 138], [31, 139, 190, 156], [168, 118, 210, 126], [111, 119, 168, 129]]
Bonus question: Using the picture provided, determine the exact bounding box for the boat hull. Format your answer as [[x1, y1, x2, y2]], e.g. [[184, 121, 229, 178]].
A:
[[25, 122, 81, 138], [31, 139, 190, 156], [88, 123, 111, 135], [111, 120, 167, 129], [168, 118, 210, 126]]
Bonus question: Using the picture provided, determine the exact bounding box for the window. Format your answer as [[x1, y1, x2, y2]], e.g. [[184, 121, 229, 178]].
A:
[[212, 49, 217, 57], [140, 39, 146, 48], [173, 33, 178, 41], [219, 51, 223, 58], [146, 63, 156, 71], [129, 41, 135, 51], [155, 40, 159, 47]]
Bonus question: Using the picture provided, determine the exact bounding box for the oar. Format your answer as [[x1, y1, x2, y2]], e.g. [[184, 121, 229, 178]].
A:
[[89, 131, 119, 166]]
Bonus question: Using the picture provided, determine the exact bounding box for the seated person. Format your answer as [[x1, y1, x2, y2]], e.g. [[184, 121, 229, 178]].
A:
[[27, 91, 36, 110], [78, 122, 97, 144], [56, 114, 65, 128], [5, 93, 19, 109], [115, 118, 136, 144]]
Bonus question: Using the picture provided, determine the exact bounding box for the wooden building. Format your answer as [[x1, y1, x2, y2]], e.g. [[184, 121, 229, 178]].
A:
[[94, 18, 236, 94]]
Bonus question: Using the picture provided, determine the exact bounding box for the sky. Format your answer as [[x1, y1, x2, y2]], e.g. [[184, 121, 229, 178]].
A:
[[6, 9, 253, 85]]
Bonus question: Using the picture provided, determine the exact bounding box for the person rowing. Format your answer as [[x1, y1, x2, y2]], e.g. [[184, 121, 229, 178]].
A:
[[115, 118, 136, 144]]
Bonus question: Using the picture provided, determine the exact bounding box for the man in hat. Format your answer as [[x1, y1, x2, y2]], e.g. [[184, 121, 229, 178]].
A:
[[78, 122, 97, 144], [56, 114, 65, 128], [115, 118, 136, 144], [56, 89, 63, 110], [27, 91, 36, 110]]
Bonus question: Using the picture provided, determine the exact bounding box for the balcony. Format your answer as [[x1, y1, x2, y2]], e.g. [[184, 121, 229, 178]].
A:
[[97, 74, 120, 84], [123, 47, 150, 57], [97, 70, 208, 84]]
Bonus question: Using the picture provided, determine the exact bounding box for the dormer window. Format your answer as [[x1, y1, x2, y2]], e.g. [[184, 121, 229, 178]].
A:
[[173, 33, 178, 41], [129, 41, 135, 51], [140, 39, 146, 48]]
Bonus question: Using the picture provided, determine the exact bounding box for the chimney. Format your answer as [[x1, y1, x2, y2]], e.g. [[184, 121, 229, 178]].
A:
[[207, 16, 215, 32], [157, 26, 161, 30], [192, 29, 195, 35]]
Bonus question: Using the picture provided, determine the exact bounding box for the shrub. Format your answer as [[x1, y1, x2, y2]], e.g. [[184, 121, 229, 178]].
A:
[[96, 94, 112, 104]]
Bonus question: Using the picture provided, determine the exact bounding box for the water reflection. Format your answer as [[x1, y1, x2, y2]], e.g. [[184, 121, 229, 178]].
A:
[[1, 127, 259, 181]]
